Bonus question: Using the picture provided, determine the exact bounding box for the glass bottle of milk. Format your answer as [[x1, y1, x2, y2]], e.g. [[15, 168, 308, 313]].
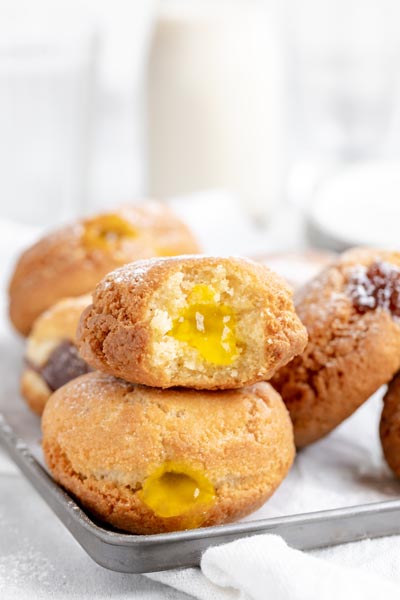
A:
[[146, 0, 285, 222]]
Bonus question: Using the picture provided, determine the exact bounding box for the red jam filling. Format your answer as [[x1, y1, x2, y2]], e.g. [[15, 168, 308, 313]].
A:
[[347, 261, 400, 317]]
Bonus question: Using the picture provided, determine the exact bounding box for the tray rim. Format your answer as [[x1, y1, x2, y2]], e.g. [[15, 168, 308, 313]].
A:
[[2, 411, 400, 572]]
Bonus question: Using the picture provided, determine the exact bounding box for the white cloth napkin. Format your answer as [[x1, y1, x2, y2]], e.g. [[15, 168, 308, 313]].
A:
[[149, 534, 400, 600]]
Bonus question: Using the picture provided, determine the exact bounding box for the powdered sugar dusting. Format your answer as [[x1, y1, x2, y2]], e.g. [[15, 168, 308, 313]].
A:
[[0, 546, 56, 589], [346, 261, 400, 317], [102, 255, 261, 288], [107, 259, 153, 286]]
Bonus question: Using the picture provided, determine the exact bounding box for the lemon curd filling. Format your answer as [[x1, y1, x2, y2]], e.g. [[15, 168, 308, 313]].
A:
[[168, 285, 239, 365], [82, 214, 138, 251], [155, 245, 179, 257], [139, 462, 215, 519]]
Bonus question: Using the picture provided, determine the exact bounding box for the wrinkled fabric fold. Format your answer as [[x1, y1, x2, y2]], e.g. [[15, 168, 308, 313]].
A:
[[148, 534, 400, 600]]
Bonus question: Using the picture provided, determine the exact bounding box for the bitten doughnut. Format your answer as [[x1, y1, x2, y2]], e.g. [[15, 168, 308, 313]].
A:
[[42, 372, 295, 534], [272, 248, 400, 448], [380, 373, 400, 478], [77, 256, 307, 390], [21, 295, 92, 415], [9, 202, 200, 335]]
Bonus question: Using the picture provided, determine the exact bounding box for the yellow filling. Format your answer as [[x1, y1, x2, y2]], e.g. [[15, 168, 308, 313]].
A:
[[155, 246, 180, 257], [82, 214, 138, 251], [168, 285, 238, 365], [139, 461, 215, 519]]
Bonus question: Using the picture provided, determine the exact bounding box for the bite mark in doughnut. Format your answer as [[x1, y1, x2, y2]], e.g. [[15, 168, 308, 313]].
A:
[[168, 284, 239, 366], [77, 256, 307, 389]]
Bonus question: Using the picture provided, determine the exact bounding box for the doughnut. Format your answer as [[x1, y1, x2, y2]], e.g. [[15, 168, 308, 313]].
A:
[[272, 248, 400, 448], [21, 295, 92, 415], [77, 256, 307, 389], [380, 373, 400, 478], [42, 372, 295, 534], [9, 202, 200, 335]]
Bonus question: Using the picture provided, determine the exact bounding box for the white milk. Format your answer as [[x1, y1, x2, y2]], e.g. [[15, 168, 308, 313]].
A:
[[0, 2, 97, 226], [146, 0, 285, 221]]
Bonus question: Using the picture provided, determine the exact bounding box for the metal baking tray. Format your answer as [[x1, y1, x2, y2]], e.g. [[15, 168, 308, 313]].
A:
[[1, 335, 400, 573], [2, 414, 400, 573]]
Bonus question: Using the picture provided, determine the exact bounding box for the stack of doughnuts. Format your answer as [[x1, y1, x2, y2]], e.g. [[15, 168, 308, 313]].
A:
[[40, 255, 307, 533], [14, 209, 400, 532]]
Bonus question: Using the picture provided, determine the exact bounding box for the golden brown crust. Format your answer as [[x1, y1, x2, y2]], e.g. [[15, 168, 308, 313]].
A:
[[272, 248, 400, 448], [21, 294, 92, 415], [9, 203, 200, 336], [25, 295, 91, 365], [380, 373, 400, 478], [20, 368, 51, 415], [77, 256, 307, 389], [42, 372, 295, 534]]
